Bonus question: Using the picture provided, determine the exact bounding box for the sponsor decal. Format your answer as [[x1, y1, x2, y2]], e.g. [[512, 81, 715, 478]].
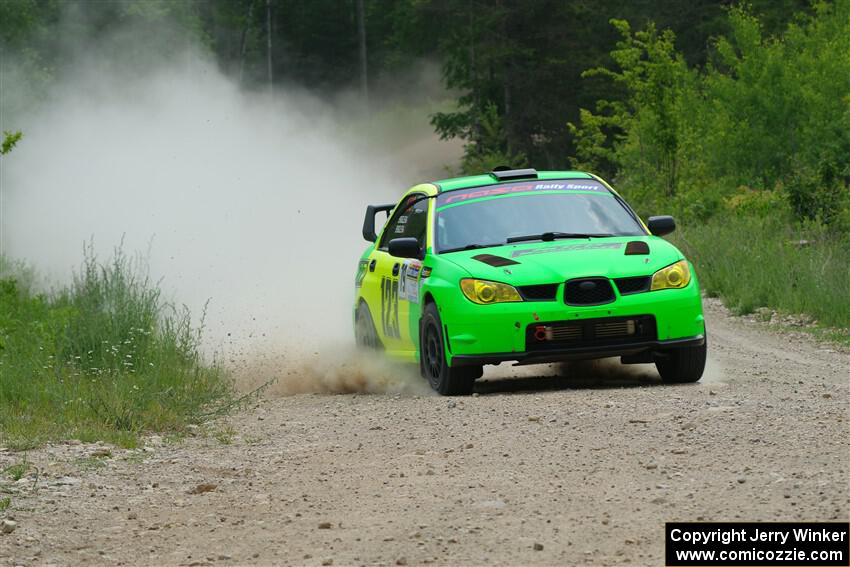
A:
[[398, 259, 422, 304], [438, 180, 605, 207], [512, 242, 624, 258]]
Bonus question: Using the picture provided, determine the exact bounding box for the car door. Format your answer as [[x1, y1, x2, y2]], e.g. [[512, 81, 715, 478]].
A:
[[371, 193, 429, 356]]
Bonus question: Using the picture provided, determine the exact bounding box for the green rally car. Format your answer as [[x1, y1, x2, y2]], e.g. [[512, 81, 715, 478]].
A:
[[354, 168, 706, 395]]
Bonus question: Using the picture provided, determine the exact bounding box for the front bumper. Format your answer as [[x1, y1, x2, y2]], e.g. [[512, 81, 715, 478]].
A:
[[439, 279, 705, 365]]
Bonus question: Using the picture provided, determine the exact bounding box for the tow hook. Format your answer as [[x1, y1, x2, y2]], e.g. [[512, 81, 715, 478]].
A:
[[534, 325, 552, 341]]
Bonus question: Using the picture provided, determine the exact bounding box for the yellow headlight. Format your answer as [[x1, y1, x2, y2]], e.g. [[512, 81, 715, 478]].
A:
[[651, 260, 691, 290], [460, 279, 523, 304]]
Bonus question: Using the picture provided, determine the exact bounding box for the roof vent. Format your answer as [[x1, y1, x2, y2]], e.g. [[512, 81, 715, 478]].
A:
[[490, 168, 538, 181]]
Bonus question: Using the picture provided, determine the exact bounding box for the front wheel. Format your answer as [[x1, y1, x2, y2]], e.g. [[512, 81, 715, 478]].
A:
[[655, 337, 707, 383], [419, 303, 481, 395]]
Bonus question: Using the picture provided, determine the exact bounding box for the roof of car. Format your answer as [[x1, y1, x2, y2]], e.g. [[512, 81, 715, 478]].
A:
[[432, 170, 595, 193]]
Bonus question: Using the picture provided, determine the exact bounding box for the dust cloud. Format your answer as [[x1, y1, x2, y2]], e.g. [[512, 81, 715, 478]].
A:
[[1, 35, 459, 395]]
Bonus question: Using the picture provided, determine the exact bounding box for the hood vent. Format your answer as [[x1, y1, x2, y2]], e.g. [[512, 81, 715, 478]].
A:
[[625, 241, 650, 255], [472, 254, 520, 267]]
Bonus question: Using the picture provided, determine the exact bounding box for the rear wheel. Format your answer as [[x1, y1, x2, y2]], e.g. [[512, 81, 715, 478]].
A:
[[354, 302, 381, 350], [655, 337, 707, 383], [420, 303, 481, 395]]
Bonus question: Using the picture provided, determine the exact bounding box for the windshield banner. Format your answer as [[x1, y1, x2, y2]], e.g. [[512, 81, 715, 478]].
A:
[[437, 179, 606, 207]]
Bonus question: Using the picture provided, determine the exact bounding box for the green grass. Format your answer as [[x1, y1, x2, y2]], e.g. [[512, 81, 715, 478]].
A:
[[0, 247, 233, 450], [214, 425, 235, 445], [802, 326, 850, 348], [2, 461, 31, 481], [674, 216, 850, 330], [74, 455, 108, 471]]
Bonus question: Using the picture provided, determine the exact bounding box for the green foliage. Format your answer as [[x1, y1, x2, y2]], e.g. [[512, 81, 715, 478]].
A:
[[675, 216, 850, 328], [448, 102, 527, 175], [421, 0, 753, 172], [0, 249, 232, 449], [571, 19, 695, 198], [1, 131, 22, 155], [2, 460, 31, 481], [0, 0, 812, 171], [571, 3, 850, 227], [570, 5, 849, 330]]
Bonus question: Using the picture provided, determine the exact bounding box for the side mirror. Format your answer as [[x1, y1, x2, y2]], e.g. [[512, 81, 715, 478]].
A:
[[388, 237, 422, 259], [362, 203, 396, 242], [647, 215, 676, 236]]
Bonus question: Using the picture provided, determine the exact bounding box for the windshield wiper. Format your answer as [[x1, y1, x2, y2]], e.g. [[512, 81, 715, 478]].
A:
[[439, 243, 502, 254], [506, 231, 613, 244]]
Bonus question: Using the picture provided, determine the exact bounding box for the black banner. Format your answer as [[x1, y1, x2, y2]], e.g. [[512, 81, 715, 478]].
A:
[[666, 522, 849, 566]]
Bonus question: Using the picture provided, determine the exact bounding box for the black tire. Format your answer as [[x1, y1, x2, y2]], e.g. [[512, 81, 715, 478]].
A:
[[354, 302, 382, 350], [419, 302, 481, 395], [655, 336, 707, 383]]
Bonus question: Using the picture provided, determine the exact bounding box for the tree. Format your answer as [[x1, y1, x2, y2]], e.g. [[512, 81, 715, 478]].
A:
[[569, 3, 850, 225]]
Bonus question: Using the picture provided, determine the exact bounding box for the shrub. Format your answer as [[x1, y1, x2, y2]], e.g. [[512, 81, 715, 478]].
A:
[[0, 249, 232, 449], [571, 3, 850, 227], [675, 216, 850, 328]]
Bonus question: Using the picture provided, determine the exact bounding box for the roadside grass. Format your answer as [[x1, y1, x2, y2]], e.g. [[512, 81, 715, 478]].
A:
[[74, 455, 109, 471], [0, 247, 234, 450], [802, 326, 850, 349], [2, 461, 31, 481], [214, 425, 236, 445], [674, 216, 850, 332]]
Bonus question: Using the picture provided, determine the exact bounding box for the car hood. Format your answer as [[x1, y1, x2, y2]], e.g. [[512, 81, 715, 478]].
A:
[[435, 236, 683, 285]]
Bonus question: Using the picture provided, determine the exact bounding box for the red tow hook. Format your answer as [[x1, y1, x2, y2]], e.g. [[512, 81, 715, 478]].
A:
[[534, 325, 548, 341]]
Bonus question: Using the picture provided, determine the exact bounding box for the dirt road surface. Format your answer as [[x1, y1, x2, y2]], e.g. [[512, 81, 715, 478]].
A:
[[1, 298, 848, 566]]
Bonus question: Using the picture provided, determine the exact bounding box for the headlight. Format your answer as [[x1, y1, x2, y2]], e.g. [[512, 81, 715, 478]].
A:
[[460, 279, 523, 304], [651, 260, 691, 290]]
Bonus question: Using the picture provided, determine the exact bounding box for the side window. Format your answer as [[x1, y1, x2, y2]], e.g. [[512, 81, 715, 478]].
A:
[[379, 194, 429, 249]]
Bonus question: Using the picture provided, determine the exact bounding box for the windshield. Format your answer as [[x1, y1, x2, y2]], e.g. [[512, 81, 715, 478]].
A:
[[434, 180, 645, 253]]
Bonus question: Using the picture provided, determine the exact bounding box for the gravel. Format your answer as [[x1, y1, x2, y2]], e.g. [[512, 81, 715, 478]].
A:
[[0, 298, 847, 565]]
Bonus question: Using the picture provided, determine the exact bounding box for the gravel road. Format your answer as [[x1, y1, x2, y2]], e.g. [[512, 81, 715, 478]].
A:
[[1, 298, 848, 566]]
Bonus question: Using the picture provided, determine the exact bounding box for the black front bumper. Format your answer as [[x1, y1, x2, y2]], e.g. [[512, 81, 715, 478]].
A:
[[450, 335, 705, 367]]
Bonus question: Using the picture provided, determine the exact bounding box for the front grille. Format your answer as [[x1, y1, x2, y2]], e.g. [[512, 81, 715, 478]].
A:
[[615, 276, 651, 295], [518, 283, 559, 301], [526, 315, 657, 351], [564, 278, 615, 306]]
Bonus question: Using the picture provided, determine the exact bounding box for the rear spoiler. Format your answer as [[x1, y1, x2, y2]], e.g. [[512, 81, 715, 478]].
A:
[[362, 203, 396, 242]]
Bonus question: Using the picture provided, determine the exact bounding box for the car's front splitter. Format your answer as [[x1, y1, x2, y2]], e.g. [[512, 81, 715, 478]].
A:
[[450, 334, 705, 367]]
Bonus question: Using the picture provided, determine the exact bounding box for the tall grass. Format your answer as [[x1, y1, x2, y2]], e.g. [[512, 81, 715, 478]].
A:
[[0, 247, 232, 449], [675, 216, 850, 329]]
